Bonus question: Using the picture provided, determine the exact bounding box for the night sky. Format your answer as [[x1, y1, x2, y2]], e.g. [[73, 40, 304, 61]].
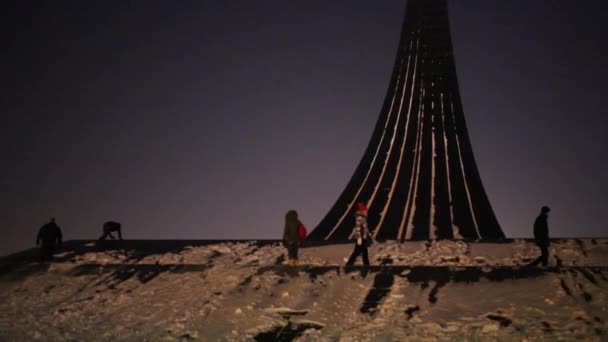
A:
[[3, 1, 607, 256]]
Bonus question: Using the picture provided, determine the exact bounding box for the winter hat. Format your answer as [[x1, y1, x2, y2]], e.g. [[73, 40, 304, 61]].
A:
[[356, 202, 368, 217]]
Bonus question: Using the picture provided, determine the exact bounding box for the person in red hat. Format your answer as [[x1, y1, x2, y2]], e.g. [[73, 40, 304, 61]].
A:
[[346, 203, 373, 266]]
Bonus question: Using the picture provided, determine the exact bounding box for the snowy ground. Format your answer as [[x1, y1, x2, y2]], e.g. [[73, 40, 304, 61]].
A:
[[1, 239, 607, 341]]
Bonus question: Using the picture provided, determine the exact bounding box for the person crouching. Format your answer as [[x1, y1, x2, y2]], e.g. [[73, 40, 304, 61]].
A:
[[346, 203, 372, 266], [99, 221, 123, 240]]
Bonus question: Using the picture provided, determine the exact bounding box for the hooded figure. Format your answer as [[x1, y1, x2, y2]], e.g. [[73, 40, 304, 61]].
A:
[[346, 203, 372, 266], [283, 210, 303, 266], [36, 218, 63, 262]]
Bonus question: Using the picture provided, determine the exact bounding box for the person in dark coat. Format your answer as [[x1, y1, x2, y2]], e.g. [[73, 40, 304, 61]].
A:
[[98, 221, 123, 240], [36, 217, 63, 262], [283, 210, 303, 266], [346, 203, 373, 266], [531, 206, 551, 266]]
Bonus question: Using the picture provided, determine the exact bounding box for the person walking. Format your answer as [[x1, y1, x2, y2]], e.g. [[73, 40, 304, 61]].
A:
[[346, 203, 373, 266], [531, 206, 551, 266]]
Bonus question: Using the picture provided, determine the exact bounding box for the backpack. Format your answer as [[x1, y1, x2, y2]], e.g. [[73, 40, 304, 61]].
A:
[[298, 223, 307, 240]]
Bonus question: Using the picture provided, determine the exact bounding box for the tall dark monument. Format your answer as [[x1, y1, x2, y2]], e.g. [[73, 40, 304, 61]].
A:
[[308, 0, 505, 241]]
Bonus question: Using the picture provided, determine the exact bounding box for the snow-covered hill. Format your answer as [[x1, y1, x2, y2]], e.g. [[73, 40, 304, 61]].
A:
[[1, 239, 607, 340]]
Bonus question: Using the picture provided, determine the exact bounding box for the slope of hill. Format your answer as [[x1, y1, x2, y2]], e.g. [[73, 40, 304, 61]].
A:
[[1, 239, 607, 340]]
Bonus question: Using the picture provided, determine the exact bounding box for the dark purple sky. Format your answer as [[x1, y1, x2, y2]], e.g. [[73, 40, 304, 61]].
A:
[[3, 1, 607, 256]]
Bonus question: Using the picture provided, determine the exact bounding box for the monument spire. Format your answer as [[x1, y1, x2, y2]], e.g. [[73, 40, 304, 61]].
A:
[[308, 0, 505, 241]]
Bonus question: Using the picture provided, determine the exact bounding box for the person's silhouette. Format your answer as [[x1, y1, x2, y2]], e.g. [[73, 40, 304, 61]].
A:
[[98, 221, 123, 240], [531, 206, 550, 266], [282, 211, 304, 266], [36, 217, 63, 262]]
